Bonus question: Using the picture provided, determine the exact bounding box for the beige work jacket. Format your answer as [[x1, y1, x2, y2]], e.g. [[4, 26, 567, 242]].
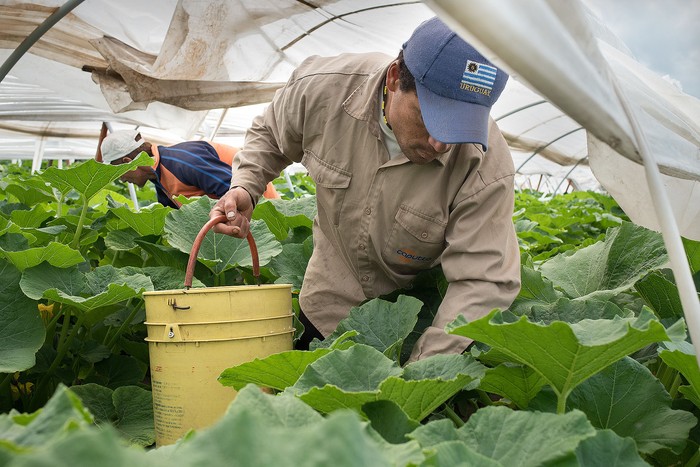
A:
[[231, 52, 521, 360]]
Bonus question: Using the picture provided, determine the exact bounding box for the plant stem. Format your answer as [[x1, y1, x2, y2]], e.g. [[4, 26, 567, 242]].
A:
[[46, 311, 85, 375], [669, 373, 683, 400], [477, 390, 493, 406], [685, 448, 700, 467], [70, 197, 89, 250], [442, 403, 465, 428], [43, 304, 63, 346], [556, 392, 568, 415], [106, 300, 144, 350], [56, 193, 64, 219], [53, 308, 72, 364]]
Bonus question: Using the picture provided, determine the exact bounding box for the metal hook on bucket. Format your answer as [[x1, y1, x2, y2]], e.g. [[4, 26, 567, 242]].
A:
[[184, 215, 261, 289]]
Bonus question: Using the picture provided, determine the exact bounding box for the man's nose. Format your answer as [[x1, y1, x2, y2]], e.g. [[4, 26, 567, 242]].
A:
[[428, 136, 450, 154]]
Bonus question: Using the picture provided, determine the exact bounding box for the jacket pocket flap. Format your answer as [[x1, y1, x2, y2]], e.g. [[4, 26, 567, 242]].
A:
[[302, 150, 351, 189], [395, 206, 446, 244]]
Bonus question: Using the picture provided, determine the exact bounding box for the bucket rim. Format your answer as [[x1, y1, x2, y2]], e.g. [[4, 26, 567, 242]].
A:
[[143, 283, 293, 296]]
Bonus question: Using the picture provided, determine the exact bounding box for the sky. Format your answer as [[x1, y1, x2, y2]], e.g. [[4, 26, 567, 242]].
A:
[[585, 0, 700, 99]]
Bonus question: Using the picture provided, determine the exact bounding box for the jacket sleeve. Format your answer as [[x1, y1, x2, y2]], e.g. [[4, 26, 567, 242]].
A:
[[409, 169, 521, 361], [230, 69, 309, 201]]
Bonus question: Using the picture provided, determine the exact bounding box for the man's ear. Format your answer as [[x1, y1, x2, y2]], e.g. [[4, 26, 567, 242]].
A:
[[386, 61, 400, 92]]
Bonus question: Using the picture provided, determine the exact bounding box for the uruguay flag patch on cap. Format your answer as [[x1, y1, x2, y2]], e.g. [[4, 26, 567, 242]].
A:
[[462, 60, 497, 91]]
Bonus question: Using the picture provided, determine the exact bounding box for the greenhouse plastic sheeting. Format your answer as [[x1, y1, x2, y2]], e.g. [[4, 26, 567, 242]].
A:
[[427, 0, 700, 240], [0, 0, 698, 238]]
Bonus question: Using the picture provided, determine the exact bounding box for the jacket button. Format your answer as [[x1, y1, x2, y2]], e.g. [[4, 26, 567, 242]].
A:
[[421, 232, 428, 239], [361, 275, 370, 282], [358, 244, 365, 250], [364, 208, 371, 215]]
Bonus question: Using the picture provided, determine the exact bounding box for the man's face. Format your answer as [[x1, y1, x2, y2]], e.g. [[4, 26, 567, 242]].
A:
[[110, 148, 152, 187], [118, 166, 152, 187], [385, 62, 452, 164]]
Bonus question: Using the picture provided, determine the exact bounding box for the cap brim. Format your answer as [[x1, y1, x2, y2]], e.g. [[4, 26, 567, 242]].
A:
[[415, 81, 490, 150]]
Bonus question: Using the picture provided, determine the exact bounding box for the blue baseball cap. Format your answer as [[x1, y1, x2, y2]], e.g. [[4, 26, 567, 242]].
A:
[[402, 17, 508, 150]]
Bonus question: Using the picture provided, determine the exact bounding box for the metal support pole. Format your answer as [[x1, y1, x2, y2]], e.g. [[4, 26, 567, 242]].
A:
[[0, 0, 87, 83]]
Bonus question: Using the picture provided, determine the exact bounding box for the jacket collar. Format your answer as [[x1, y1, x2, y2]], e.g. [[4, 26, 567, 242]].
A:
[[342, 62, 388, 140], [341, 60, 456, 167]]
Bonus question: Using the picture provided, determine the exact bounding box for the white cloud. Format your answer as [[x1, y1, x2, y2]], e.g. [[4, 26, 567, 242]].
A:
[[584, 0, 700, 98]]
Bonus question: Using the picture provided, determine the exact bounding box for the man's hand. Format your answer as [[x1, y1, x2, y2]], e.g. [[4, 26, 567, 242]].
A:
[[210, 187, 255, 238]]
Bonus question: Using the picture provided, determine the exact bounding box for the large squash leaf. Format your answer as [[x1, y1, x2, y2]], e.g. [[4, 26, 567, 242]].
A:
[[289, 345, 484, 421], [566, 357, 696, 454], [448, 308, 685, 412], [0, 260, 44, 373], [20, 264, 152, 314], [164, 196, 282, 274], [540, 222, 668, 300], [39, 153, 150, 200]]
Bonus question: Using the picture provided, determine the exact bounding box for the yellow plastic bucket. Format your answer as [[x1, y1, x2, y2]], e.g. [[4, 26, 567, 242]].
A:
[[143, 216, 293, 446]]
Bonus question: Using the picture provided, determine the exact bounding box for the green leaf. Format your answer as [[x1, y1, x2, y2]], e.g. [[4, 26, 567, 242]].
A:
[[540, 222, 668, 299], [422, 441, 501, 467], [0, 242, 84, 272], [0, 259, 44, 373], [292, 345, 402, 395], [448, 308, 685, 412], [111, 204, 169, 237], [411, 406, 596, 466], [567, 357, 696, 455], [574, 430, 648, 466], [380, 354, 485, 421], [68, 384, 155, 447], [135, 239, 190, 270], [39, 153, 151, 200], [123, 265, 205, 290], [291, 346, 483, 421], [219, 348, 333, 391], [20, 264, 152, 313], [314, 296, 422, 356], [269, 238, 312, 292], [461, 407, 595, 465], [104, 229, 140, 251], [479, 363, 546, 409], [164, 196, 282, 275], [20, 263, 84, 299], [85, 355, 148, 389], [2, 177, 54, 205], [10, 205, 52, 229], [660, 341, 700, 408], [362, 400, 420, 444], [111, 386, 155, 447], [252, 201, 289, 241], [2, 425, 148, 467], [69, 384, 116, 424], [150, 385, 394, 467], [0, 385, 93, 449], [635, 269, 687, 319], [683, 236, 700, 274]]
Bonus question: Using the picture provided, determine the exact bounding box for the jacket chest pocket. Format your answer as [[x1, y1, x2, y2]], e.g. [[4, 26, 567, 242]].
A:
[[302, 150, 351, 226], [382, 205, 447, 274]]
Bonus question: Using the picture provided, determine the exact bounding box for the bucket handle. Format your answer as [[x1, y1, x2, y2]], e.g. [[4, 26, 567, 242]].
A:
[[184, 215, 260, 289]]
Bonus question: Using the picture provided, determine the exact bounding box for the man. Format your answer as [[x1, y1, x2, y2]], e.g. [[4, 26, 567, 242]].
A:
[[100, 130, 279, 208], [210, 17, 521, 360]]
